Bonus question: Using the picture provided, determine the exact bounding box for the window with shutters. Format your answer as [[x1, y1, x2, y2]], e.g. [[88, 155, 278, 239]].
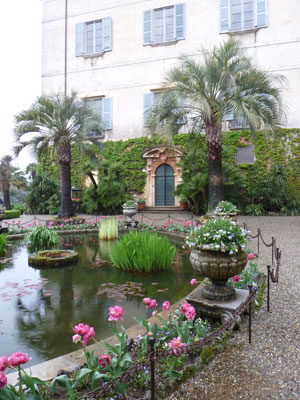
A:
[[143, 92, 187, 127], [220, 0, 267, 33], [144, 4, 185, 45], [76, 17, 112, 57], [85, 97, 112, 134]]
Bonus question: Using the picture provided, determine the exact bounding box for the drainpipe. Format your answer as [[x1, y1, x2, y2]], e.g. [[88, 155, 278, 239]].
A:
[[64, 0, 68, 96]]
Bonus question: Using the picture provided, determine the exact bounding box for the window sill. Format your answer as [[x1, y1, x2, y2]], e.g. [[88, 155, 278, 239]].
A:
[[144, 39, 180, 47], [221, 26, 267, 35], [79, 50, 111, 59]]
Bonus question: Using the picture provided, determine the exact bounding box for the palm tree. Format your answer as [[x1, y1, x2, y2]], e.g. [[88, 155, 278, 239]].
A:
[[148, 39, 284, 212], [0, 155, 28, 209], [14, 93, 104, 217]]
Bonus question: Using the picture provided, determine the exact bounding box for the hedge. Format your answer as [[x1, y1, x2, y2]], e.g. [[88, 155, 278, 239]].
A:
[[4, 210, 21, 219]]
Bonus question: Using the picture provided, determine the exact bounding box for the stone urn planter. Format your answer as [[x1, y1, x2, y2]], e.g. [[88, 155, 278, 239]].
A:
[[123, 207, 137, 225], [190, 248, 247, 301]]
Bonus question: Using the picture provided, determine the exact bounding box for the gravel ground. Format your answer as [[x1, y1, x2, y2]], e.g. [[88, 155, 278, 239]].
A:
[[167, 216, 300, 400]]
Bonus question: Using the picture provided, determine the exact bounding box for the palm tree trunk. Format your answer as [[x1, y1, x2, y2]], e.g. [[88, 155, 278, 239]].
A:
[[3, 187, 11, 210], [205, 125, 224, 213], [59, 162, 74, 217]]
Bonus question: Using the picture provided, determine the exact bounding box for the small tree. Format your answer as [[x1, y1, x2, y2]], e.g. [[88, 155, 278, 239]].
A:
[[0, 155, 27, 209]]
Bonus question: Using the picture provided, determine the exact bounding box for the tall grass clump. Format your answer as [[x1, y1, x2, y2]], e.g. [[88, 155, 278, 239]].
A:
[[0, 234, 7, 257], [99, 218, 118, 240], [110, 231, 176, 272], [26, 226, 60, 250]]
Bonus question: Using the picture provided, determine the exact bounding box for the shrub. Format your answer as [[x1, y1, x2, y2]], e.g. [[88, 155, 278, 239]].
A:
[[110, 231, 176, 272], [0, 234, 7, 257], [25, 226, 60, 250], [13, 204, 25, 212], [4, 210, 21, 219], [215, 201, 238, 214], [99, 218, 118, 240]]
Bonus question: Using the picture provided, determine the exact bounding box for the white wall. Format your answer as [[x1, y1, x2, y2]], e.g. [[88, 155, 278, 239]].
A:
[[42, 0, 300, 138]]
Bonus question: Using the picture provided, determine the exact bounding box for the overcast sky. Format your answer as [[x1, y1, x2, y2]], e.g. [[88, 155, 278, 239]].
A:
[[0, 0, 42, 171]]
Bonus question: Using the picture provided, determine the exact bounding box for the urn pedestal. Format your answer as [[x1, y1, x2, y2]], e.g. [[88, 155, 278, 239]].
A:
[[122, 207, 137, 227]]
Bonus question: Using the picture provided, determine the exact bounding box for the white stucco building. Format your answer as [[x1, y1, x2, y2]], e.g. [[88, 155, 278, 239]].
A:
[[42, 0, 300, 206], [42, 0, 300, 138]]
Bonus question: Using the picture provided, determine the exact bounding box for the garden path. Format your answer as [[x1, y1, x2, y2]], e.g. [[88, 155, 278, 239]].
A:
[[167, 216, 300, 400]]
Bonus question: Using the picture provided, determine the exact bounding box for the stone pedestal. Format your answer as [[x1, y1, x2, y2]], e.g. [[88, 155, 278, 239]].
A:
[[186, 283, 249, 324]]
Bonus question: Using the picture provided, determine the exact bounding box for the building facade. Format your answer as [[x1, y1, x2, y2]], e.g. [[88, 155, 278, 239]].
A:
[[42, 0, 300, 205]]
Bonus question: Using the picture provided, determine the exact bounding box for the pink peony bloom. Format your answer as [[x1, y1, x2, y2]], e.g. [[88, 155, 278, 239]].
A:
[[152, 311, 157, 317], [73, 323, 90, 337], [98, 354, 112, 368], [72, 334, 81, 344], [248, 253, 254, 260], [190, 278, 197, 287], [168, 337, 186, 355], [231, 275, 241, 283], [147, 299, 157, 309], [0, 371, 7, 389], [0, 357, 8, 371], [82, 327, 95, 346], [8, 352, 32, 367], [60, 224, 64, 228], [108, 305, 124, 321], [143, 297, 151, 305], [162, 301, 170, 311]]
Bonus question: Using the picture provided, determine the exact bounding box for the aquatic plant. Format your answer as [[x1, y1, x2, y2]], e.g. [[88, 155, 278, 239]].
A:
[[99, 218, 118, 240], [25, 225, 60, 250], [110, 231, 176, 272], [0, 234, 7, 257]]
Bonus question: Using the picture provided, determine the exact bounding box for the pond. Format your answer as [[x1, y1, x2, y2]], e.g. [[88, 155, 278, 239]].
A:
[[0, 233, 202, 367]]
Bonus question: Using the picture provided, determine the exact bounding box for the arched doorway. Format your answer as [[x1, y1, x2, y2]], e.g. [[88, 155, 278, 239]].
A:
[[155, 164, 175, 206]]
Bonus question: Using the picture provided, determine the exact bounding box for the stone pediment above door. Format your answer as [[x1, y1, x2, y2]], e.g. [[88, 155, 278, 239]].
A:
[[143, 147, 183, 164]]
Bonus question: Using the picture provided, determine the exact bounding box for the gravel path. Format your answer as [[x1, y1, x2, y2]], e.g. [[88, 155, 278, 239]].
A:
[[167, 216, 300, 400]]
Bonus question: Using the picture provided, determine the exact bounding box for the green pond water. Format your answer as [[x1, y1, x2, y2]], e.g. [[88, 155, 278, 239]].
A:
[[0, 233, 202, 367]]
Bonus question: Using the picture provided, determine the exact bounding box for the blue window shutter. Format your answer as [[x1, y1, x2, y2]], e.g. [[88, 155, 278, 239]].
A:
[[256, 0, 267, 27], [102, 98, 112, 129], [220, 0, 230, 32], [103, 17, 112, 51], [144, 93, 153, 126], [144, 10, 152, 44], [75, 23, 84, 56], [175, 4, 185, 40]]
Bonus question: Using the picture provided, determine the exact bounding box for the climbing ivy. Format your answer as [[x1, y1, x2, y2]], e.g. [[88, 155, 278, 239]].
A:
[[36, 129, 300, 201]]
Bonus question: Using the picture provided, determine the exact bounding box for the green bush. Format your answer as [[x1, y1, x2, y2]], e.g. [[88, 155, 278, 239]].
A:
[[13, 204, 25, 212], [0, 234, 7, 257], [110, 231, 176, 272], [25, 226, 60, 250], [4, 210, 21, 219]]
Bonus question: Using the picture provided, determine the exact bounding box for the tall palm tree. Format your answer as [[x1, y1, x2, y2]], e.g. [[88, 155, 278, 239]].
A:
[[0, 155, 28, 209], [14, 93, 104, 217], [148, 39, 284, 212]]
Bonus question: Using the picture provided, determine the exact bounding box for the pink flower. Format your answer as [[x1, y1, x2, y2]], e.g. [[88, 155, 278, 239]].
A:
[[152, 311, 157, 317], [180, 303, 196, 321], [143, 297, 151, 305], [168, 337, 186, 354], [0, 357, 8, 371], [108, 305, 124, 321], [231, 275, 241, 283], [60, 224, 64, 228], [248, 253, 254, 260], [72, 334, 81, 344], [73, 323, 90, 337], [190, 278, 197, 287], [147, 299, 157, 309], [162, 301, 170, 311], [8, 352, 32, 367], [82, 327, 95, 346], [98, 354, 112, 368], [0, 371, 7, 389]]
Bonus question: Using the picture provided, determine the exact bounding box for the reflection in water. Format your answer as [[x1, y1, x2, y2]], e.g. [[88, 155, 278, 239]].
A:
[[0, 234, 203, 366]]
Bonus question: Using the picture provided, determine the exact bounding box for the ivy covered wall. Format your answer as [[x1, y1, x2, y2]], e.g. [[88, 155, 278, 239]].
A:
[[37, 128, 300, 199]]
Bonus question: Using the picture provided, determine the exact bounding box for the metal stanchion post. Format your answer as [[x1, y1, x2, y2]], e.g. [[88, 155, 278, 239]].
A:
[[149, 337, 155, 400], [267, 265, 271, 313], [257, 229, 260, 254], [248, 285, 252, 344]]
